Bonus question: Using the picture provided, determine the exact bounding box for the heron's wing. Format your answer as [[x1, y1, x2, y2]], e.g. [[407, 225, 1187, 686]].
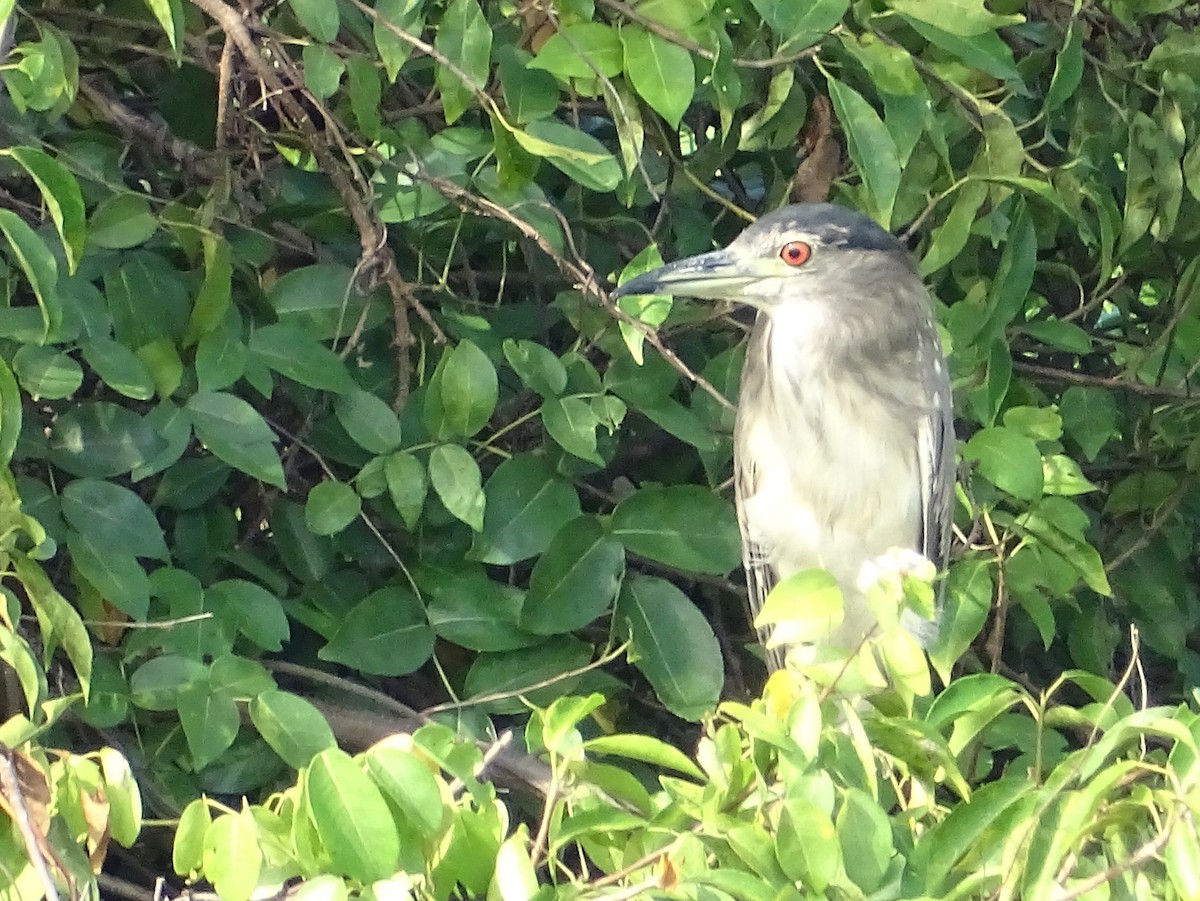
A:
[[735, 454, 786, 672], [916, 328, 956, 588]]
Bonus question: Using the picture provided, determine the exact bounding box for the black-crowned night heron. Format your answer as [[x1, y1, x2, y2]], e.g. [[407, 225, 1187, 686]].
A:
[[615, 204, 955, 672]]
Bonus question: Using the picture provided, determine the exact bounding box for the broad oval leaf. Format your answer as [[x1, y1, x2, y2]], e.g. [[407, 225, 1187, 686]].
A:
[[471, 454, 581, 565], [67, 530, 151, 620], [428, 444, 485, 530], [248, 323, 355, 394], [621, 26, 694, 129], [614, 573, 723, 721], [61, 478, 168, 559], [49, 403, 168, 478], [437, 339, 498, 438], [319, 586, 434, 675], [249, 689, 337, 769], [521, 516, 625, 635], [288, 0, 339, 41], [207, 579, 290, 651], [419, 562, 537, 652], [334, 389, 403, 454], [611, 485, 741, 575], [81, 336, 156, 400], [463, 637, 594, 714], [512, 120, 622, 192], [306, 749, 401, 883], [384, 451, 427, 529], [186, 392, 285, 489], [12, 345, 82, 399], [826, 79, 900, 227], [964, 426, 1044, 501], [305, 480, 361, 536]]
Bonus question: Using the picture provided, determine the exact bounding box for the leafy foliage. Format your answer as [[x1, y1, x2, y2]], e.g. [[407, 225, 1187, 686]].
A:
[[0, 0, 1198, 897]]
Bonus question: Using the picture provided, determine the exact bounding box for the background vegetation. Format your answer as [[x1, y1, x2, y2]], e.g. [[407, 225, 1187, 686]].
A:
[[0, 0, 1199, 898]]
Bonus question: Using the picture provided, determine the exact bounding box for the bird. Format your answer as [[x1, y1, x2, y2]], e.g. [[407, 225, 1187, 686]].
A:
[[613, 203, 955, 672]]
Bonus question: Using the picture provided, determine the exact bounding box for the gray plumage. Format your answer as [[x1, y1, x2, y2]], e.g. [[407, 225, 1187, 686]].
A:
[[615, 204, 954, 672]]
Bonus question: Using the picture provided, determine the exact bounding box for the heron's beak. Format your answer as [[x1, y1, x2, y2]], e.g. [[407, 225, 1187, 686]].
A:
[[614, 248, 767, 301]]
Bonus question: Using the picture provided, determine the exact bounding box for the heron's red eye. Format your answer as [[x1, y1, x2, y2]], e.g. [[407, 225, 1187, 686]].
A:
[[780, 241, 812, 267]]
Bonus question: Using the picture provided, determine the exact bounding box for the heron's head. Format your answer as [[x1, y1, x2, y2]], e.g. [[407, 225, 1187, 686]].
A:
[[614, 204, 915, 312]]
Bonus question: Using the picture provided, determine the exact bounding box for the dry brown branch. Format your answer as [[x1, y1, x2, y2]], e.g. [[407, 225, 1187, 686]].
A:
[[185, 0, 442, 403]]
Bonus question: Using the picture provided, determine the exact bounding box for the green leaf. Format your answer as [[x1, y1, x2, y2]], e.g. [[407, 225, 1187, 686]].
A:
[[11, 345, 82, 399], [335, 389, 402, 454], [195, 327, 247, 393], [61, 478, 168, 559], [267, 264, 381, 340], [384, 451, 427, 529], [303, 43, 345, 100], [48, 400, 170, 475], [130, 655, 206, 710], [346, 54, 382, 138], [67, 531, 151, 619], [614, 574, 723, 721], [248, 323, 355, 393], [542, 396, 602, 464], [203, 811, 261, 901], [184, 235, 233, 346], [142, 0, 184, 55], [621, 26, 694, 129], [429, 444, 485, 530], [17, 554, 93, 699], [6, 146, 86, 272], [777, 801, 838, 888], [964, 427, 1044, 501], [836, 790, 893, 891], [471, 454, 581, 565], [249, 690, 337, 769], [173, 800, 211, 876], [288, 0, 338, 41], [89, 194, 158, 249], [529, 23, 623, 79], [186, 392, 285, 488], [1045, 21, 1083, 112], [305, 481, 361, 536], [502, 338, 567, 397], [900, 17, 1021, 82], [511, 120, 622, 192], [0, 356, 20, 468], [0, 208, 60, 339], [420, 563, 537, 652], [438, 339, 499, 438], [177, 682, 240, 770], [435, 0, 491, 124], [583, 733, 704, 779], [49, 402, 168, 478], [319, 586, 434, 675], [754, 569, 844, 645], [1059, 386, 1117, 462], [611, 486, 741, 575], [496, 46, 559, 127], [81, 337, 156, 400], [306, 749, 401, 883], [749, 0, 846, 46], [208, 579, 290, 651], [365, 746, 445, 836], [1017, 320, 1092, 355], [887, 0, 1023, 36], [374, 0, 423, 82], [521, 516, 625, 634], [827, 79, 900, 227], [464, 638, 593, 713]]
